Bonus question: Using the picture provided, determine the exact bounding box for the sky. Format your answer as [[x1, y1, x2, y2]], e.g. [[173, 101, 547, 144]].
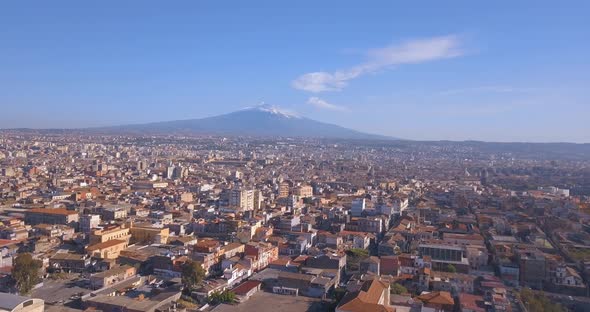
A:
[[0, 1, 589, 143]]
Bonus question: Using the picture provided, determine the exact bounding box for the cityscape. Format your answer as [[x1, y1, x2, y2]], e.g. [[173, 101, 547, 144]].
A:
[[1, 2, 590, 312]]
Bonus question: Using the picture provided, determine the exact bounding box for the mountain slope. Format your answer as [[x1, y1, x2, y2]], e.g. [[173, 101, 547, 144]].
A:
[[97, 105, 393, 140]]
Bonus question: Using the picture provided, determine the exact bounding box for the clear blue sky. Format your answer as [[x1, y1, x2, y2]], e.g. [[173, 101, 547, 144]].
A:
[[1, 1, 588, 142]]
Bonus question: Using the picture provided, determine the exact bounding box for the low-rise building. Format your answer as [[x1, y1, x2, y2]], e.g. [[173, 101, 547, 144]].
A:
[[245, 242, 279, 271], [25, 208, 79, 226], [49, 252, 91, 273], [336, 278, 393, 312], [0, 293, 45, 312], [86, 239, 128, 259], [90, 265, 136, 289], [129, 223, 169, 244], [90, 224, 130, 244]]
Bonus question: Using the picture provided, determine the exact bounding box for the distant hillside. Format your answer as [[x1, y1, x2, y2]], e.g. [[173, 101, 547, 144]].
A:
[[93, 105, 393, 140]]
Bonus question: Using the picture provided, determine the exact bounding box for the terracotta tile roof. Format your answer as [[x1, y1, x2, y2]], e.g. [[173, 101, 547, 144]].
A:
[[459, 293, 486, 312], [271, 257, 291, 266], [0, 239, 17, 248], [338, 278, 395, 312], [293, 255, 309, 263], [232, 280, 261, 296], [416, 291, 454, 305], [196, 239, 220, 248], [28, 208, 78, 216]]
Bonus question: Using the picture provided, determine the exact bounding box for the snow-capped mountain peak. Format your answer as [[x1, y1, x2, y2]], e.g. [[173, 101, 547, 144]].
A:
[[242, 103, 301, 119], [96, 104, 391, 139]]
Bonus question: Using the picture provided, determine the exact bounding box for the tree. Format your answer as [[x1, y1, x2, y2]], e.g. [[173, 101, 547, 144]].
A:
[[345, 248, 369, 271], [445, 264, 457, 273], [12, 253, 42, 295], [346, 248, 369, 258], [330, 287, 348, 310], [390, 283, 408, 295], [208, 290, 236, 305], [520, 288, 566, 312], [332, 287, 347, 302], [181, 260, 206, 293]]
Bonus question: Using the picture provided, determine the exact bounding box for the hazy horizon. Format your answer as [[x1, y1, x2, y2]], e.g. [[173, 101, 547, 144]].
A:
[[2, 104, 589, 144], [1, 1, 589, 143]]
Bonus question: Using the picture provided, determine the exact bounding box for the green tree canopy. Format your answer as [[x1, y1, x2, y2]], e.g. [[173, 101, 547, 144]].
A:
[[12, 253, 42, 295], [520, 288, 566, 312], [208, 290, 236, 305], [345, 248, 370, 271], [390, 283, 408, 295], [346, 248, 369, 258], [181, 260, 206, 293]]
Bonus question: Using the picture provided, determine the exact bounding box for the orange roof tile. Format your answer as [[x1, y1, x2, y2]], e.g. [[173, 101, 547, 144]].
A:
[[417, 291, 454, 305], [338, 278, 395, 312], [27, 208, 78, 216]]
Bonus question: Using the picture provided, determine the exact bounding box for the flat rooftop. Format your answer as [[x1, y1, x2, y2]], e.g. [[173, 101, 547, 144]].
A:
[[211, 291, 328, 312]]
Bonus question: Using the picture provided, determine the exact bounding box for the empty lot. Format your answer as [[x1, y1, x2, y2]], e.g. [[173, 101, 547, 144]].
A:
[[211, 291, 330, 312]]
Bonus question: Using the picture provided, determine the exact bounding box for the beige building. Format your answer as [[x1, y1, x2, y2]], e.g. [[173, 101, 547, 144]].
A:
[[132, 181, 168, 190], [296, 185, 313, 198], [181, 192, 194, 203], [229, 188, 255, 211], [86, 239, 128, 259], [279, 181, 292, 198], [129, 223, 169, 244], [253, 190, 263, 210], [90, 224, 131, 245], [90, 265, 136, 289]]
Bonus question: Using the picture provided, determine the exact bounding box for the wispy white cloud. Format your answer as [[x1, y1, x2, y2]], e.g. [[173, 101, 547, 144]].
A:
[[307, 97, 349, 112], [292, 35, 464, 93]]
